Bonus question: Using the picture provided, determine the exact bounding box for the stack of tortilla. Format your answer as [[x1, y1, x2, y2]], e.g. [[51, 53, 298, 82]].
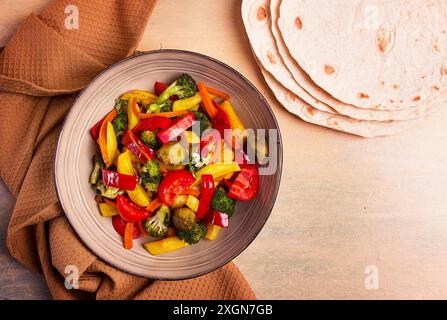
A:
[[241, 0, 447, 137]]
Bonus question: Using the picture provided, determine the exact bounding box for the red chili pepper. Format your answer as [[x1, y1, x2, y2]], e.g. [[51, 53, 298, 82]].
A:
[[91, 119, 104, 141], [154, 81, 179, 101], [102, 169, 138, 191], [116, 194, 151, 223], [158, 170, 196, 206], [196, 174, 215, 220], [126, 142, 147, 163], [112, 215, 141, 239], [205, 210, 229, 228], [228, 164, 259, 201], [128, 130, 155, 160], [157, 112, 196, 145], [132, 116, 173, 133]]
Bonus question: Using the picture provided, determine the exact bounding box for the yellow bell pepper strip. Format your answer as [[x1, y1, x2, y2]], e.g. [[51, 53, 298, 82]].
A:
[[205, 224, 221, 240], [186, 195, 200, 212], [106, 122, 118, 167], [117, 152, 150, 207], [182, 131, 200, 144], [193, 163, 241, 186], [220, 100, 245, 131], [198, 82, 218, 119], [172, 92, 202, 111], [98, 203, 119, 217], [121, 90, 158, 103], [127, 97, 140, 130], [143, 236, 189, 255], [206, 86, 230, 100], [97, 109, 118, 167]]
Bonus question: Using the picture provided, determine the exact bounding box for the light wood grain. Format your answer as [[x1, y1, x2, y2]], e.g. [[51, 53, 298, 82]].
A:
[[2, 0, 447, 299]]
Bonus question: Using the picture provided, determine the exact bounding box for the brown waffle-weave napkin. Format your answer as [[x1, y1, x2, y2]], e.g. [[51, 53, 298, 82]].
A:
[[0, 0, 255, 300]]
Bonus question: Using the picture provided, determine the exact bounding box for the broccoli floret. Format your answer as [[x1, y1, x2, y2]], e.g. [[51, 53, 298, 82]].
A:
[[95, 181, 123, 199], [89, 154, 105, 185], [210, 188, 235, 216], [158, 74, 197, 102], [176, 221, 207, 245], [111, 111, 128, 135], [144, 204, 170, 238], [114, 99, 128, 113], [193, 111, 212, 135], [147, 100, 172, 114], [140, 160, 162, 192], [140, 130, 160, 150]]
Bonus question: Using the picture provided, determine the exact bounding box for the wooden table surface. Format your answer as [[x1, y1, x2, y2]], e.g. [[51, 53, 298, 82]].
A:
[[2, 0, 447, 300]]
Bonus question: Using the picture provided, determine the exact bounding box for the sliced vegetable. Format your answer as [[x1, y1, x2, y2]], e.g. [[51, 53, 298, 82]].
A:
[[128, 130, 155, 161], [194, 163, 241, 184], [170, 195, 187, 209], [182, 131, 200, 144], [143, 236, 189, 255], [116, 194, 150, 223], [220, 100, 245, 131], [204, 210, 229, 228], [182, 188, 200, 198], [124, 222, 135, 249], [112, 215, 140, 239], [228, 164, 259, 201], [196, 174, 215, 220], [154, 82, 179, 101], [127, 97, 140, 129], [198, 83, 217, 119], [98, 203, 119, 217], [132, 116, 173, 133], [157, 112, 196, 145], [101, 169, 137, 191], [186, 195, 200, 212], [121, 90, 158, 102], [97, 109, 118, 167], [125, 142, 147, 163], [91, 119, 104, 141], [117, 152, 150, 207], [157, 142, 187, 167], [211, 101, 231, 138], [138, 110, 188, 119], [158, 170, 195, 206], [172, 93, 202, 111], [205, 224, 221, 240], [205, 86, 230, 100], [146, 197, 162, 213]]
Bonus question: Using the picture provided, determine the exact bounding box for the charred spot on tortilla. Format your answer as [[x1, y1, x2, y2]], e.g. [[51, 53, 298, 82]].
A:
[[392, 84, 400, 90], [357, 92, 370, 99], [434, 85, 440, 91], [375, 24, 395, 56], [413, 96, 421, 102], [324, 64, 336, 75], [266, 51, 277, 65], [295, 16, 303, 30], [305, 106, 315, 116], [442, 67, 447, 76], [257, 5, 268, 21]]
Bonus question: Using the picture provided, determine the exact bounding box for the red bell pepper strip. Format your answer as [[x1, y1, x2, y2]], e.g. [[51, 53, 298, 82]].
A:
[[222, 178, 233, 189], [228, 164, 259, 201], [157, 112, 196, 145], [91, 119, 103, 141], [196, 174, 215, 220], [132, 116, 173, 133], [116, 194, 151, 223], [211, 101, 231, 137], [125, 141, 147, 163], [112, 215, 140, 239], [205, 210, 229, 228], [154, 81, 179, 101], [158, 170, 196, 206], [101, 169, 138, 191], [128, 130, 155, 160]]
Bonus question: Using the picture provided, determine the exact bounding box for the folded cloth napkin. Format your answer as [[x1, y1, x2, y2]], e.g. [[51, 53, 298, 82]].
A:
[[0, 0, 255, 300]]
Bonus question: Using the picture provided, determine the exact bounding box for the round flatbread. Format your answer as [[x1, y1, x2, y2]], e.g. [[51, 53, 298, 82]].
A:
[[241, 0, 336, 114], [278, 0, 447, 110], [270, 0, 437, 121], [260, 66, 427, 138]]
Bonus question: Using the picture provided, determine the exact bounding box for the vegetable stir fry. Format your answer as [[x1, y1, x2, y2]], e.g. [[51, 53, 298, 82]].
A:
[[90, 74, 260, 255]]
